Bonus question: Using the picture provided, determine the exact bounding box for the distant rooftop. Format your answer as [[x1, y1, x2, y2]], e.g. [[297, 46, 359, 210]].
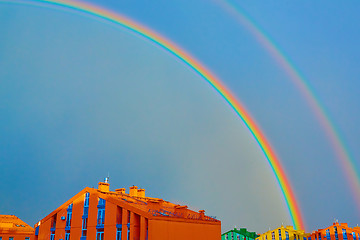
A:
[[0, 215, 34, 233]]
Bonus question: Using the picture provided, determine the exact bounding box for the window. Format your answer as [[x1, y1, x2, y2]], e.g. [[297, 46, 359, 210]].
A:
[[342, 229, 348, 240], [352, 232, 356, 240], [319, 233, 322, 240], [127, 227, 130, 240], [82, 218, 88, 237], [279, 229, 282, 240], [116, 228, 122, 240], [97, 198, 106, 226], [96, 230, 104, 240], [286, 232, 289, 240], [25, 238, 30, 240], [326, 230, 330, 240], [226, 234, 228, 240], [84, 193, 90, 207], [9, 238, 14, 240], [66, 210, 72, 227], [65, 231, 70, 240], [50, 233, 55, 240], [334, 227, 339, 240], [97, 208, 105, 225], [232, 232, 234, 240], [272, 232, 275, 240]]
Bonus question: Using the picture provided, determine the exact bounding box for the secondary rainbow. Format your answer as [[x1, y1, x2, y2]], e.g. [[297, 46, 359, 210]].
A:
[[1, 0, 305, 230], [217, 0, 360, 215]]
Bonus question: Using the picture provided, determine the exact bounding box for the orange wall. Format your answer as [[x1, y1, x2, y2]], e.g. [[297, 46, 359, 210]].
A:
[[148, 219, 221, 240], [0, 232, 33, 240]]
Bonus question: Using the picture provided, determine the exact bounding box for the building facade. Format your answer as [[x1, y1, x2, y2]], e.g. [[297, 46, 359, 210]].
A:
[[222, 227, 259, 240], [307, 222, 360, 240], [34, 180, 221, 240], [0, 215, 34, 240], [256, 226, 308, 240]]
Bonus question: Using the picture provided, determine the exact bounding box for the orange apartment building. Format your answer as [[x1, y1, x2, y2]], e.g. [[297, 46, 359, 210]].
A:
[[0, 215, 34, 240], [34, 180, 221, 240], [308, 222, 360, 240]]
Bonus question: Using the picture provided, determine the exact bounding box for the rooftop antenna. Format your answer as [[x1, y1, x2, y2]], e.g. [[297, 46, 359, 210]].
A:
[[104, 173, 109, 184]]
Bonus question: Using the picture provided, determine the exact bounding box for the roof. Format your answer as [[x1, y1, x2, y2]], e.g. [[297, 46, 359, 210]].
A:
[[222, 227, 259, 238], [36, 184, 220, 227], [0, 215, 34, 233], [257, 226, 306, 236]]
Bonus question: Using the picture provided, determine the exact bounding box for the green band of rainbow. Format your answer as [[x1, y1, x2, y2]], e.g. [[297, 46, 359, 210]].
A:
[[218, 0, 360, 217], [1, 0, 305, 230]]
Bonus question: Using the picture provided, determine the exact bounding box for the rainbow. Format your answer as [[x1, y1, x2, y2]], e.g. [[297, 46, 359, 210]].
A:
[[0, 0, 305, 230], [217, 0, 360, 216]]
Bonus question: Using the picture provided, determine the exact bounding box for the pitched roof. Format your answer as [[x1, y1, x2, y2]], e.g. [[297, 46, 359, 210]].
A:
[[0, 215, 34, 233], [222, 227, 259, 238]]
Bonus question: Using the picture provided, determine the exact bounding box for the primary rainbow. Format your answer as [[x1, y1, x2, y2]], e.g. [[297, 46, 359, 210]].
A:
[[218, 0, 360, 216], [1, 0, 305, 230]]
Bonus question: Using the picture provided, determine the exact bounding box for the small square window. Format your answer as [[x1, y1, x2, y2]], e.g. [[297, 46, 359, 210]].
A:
[[25, 238, 30, 240], [9, 237, 14, 240]]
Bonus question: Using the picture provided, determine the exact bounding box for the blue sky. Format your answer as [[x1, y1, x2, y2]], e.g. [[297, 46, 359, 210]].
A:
[[1, 0, 360, 233]]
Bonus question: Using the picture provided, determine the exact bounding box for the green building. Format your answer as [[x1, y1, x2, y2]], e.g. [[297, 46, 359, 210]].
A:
[[222, 227, 259, 240]]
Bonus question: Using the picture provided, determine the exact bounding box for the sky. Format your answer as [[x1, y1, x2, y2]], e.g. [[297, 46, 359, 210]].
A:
[[1, 0, 360, 234]]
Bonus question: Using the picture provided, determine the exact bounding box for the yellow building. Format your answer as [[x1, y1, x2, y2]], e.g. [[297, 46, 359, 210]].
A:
[[256, 226, 309, 240]]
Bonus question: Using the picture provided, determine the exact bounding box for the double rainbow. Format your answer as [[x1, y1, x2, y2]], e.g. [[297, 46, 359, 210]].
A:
[[1, 0, 305, 230], [218, 0, 360, 216]]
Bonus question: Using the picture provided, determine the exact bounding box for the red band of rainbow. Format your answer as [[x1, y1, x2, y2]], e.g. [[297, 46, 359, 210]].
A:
[[1, 0, 305, 230]]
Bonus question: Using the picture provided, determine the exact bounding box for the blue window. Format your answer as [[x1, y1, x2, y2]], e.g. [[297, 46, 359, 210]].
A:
[[66, 209, 72, 228], [116, 227, 122, 240], [279, 229, 282, 240], [97, 200, 106, 226], [334, 227, 339, 240], [65, 232, 70, 240], [272, 232, 275, 240], [127, 227, 130, 240], [352, 232, 356, 240], [326, 230, 330, 240], [96, 230, 104, 240], [68, 203, 73, 211], [343, 229, 348, 240], [25, 238, 30, 240], [82, 218, 88, 237], [9, 238, 14, 240], [286, 232, 289, 240], [0, 237, 2, 240], [319, 233, 322, 240], [84, 193, 90, 207], [50, 233, 55, 240]]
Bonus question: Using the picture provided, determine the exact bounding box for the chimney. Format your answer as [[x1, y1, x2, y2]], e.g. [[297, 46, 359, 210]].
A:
[[199, 210, 205, 220], [138, 188, 145, 198], [129, 186, 138, 197], [98, 180, 110, 193], [115, 188, 126, 194]]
